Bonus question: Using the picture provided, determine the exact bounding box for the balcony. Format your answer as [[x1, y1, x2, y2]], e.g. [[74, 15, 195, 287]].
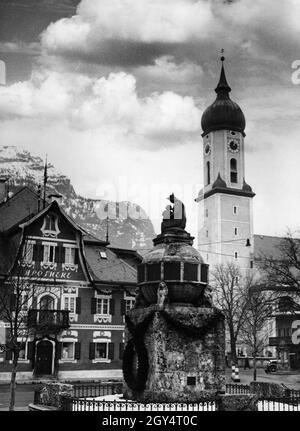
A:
[[27, 309, 70, 332], [269, 336, 292, 347]]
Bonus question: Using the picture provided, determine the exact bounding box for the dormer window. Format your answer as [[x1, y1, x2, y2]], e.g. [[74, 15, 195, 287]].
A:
[[41, 212, 60, 237], [45, 215, 56, 231], [99, 251, 107, 259]]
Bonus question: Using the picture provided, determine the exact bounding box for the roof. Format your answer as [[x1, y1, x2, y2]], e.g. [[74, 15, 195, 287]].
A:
[[0, 187, 43, 233], [254, 234, 286, 261], [0, 231, 22, 275], [84, 244, 137, 286]]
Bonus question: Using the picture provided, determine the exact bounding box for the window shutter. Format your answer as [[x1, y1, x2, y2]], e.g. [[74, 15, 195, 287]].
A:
[[120, 299, 126, 315], [76, 297, 81, 314], [74, 248, 79, 264], [91, 298, 97, 314], [110, 299, 115, 316], [32, 244, 38, 261], [27, 341, 35, 361], [108, 343, 114, 360], [74, 342, 81, 360], [5, 349, 12, 361], [60, 246, 65, 263], [38, 244, 44, 262], [32, 296, 37, 309], [10, 294, 16, 311], [119, 343, 124, 360], [55, 246, 60, 263], [89, 342, 95, 360], [56, 342, 63, 360]]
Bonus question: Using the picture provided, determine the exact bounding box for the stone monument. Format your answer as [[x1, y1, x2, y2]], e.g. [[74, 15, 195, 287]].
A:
[[122, 195, 226, 403]]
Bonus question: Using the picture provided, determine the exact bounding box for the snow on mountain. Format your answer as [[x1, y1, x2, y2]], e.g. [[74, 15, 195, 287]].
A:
[[0, 145, 155, 250]]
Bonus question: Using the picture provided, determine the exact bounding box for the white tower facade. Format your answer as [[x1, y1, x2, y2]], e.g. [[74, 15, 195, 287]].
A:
[[197, 58, 255, 274]]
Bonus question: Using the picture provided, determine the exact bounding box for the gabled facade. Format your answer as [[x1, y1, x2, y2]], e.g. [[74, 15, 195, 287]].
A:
[[0, 188, 140, 381]]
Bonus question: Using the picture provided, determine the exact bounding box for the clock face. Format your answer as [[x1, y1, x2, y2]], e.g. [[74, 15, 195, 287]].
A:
[[228, 139, 240, 153], [204, 143, 211, 156]]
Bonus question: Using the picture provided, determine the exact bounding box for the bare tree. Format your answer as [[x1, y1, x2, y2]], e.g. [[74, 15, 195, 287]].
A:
[[260, 230, 300, 296], [0, 239, 45, 411], [211, 262, 250, 365], [240, 277, 275, 381]]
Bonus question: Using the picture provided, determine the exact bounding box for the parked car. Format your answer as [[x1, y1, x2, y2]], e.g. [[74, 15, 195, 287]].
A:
[[265, 360, 278, 373]]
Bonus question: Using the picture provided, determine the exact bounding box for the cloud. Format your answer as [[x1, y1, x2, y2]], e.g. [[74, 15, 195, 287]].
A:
[[39, 0, 300, 69], [0, 69, 201, 143]]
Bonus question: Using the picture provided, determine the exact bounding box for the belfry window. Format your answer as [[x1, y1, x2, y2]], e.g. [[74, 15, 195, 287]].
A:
[[207, 161, 210, 185], [230, 158, 238, 183]]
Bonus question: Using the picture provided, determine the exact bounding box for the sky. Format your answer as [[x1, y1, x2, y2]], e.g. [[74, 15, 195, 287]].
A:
[[1, 0, 300, 241]]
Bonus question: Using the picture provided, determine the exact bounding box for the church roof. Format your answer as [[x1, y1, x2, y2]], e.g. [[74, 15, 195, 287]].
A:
[[201, 58, 246, 137]]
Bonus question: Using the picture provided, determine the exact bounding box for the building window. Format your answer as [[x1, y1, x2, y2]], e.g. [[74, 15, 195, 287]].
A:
[[21, 293, 29, 312], [233, 205, 238, 215], [96, 298, 110, 315], [205, 209, 208, 217], [95, 342, 108, 359], [234, 252, 238, 259], [18, 342, 27, 360], [45, 214, 57, 231], [230, 158, 238, 183], [250, 260, 253, 268], [62, 342, 74, 360], [43, 243, 56, 263], [65, 247, 75, 264], [64, 296, 76, 314], [206, 230, 209, 238], [234, 227, 238, 236], [207, 161, 210, 185], [125, 298, 135, 313]]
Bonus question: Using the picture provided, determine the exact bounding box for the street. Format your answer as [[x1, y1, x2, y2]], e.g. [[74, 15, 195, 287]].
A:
[[0, 369, 300, 411]]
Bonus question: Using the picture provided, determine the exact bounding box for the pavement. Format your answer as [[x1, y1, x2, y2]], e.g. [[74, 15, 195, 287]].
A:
[[225, 368, 300, 389]]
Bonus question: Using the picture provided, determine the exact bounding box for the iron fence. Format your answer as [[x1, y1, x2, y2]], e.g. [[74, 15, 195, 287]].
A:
[[258, 398, 300, 412], [225, 384, 250, 394], [73, 382, 123, 398], [62, 398, 218, 412]]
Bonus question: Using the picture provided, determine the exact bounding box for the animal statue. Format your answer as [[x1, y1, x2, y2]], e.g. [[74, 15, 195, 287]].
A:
[[157, 282, 168, 309]]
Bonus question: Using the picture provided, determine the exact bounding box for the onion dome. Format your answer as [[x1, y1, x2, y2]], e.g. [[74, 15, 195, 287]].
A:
[[212, 172, 227, 189], [201, 57, 246, 137]]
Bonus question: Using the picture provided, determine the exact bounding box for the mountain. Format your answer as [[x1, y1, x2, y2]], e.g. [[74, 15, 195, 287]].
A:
[[0, 145, 155, 251]]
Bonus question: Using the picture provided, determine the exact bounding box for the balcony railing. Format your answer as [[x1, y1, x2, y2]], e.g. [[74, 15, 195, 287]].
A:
[[269, 336, 292, 346], [27, 309, 70, 331]]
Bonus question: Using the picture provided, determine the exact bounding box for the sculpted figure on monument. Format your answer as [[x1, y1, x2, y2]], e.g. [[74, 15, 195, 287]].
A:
[[161, 194, 187, 233], [157, 281, 168, 309]]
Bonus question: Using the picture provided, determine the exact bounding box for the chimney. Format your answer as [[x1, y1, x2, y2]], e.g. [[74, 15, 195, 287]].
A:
[[48, 193, 63, 205], [0, 178, 8, 203]]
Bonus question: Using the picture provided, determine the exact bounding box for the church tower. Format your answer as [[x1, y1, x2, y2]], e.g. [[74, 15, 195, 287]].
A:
[[196, 57, 255, 273]]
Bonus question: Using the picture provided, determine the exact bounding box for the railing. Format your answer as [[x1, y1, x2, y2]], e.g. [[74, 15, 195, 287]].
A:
[[225, 384, 250, 394], [62, 398, 218, 412], [258, 398, 300, 411], [27, 309, 70, 330], [268, 336, 292, 346], [73, 382, 123, 398]]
